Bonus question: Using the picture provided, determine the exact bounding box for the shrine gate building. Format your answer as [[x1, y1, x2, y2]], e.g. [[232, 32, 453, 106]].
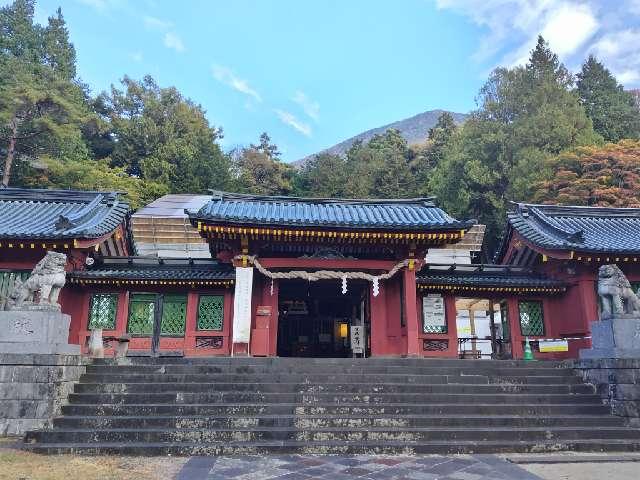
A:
[[3, 188, 640, 360]]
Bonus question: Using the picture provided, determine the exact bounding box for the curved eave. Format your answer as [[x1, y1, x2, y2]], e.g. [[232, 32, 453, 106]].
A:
[[417, 283, 566, 295], [189, 215, 475, 233]]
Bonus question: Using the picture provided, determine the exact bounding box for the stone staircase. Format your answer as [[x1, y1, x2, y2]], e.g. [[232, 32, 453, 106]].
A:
[[25, 357, 640, 455]]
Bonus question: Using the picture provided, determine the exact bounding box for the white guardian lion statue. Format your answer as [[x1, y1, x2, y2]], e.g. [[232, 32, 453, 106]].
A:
[[598, 264, 640, 319], [5, 252, 67, 311]]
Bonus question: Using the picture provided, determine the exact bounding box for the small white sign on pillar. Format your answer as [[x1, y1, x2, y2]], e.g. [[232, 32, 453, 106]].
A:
[[232, 267, 254, 346], [351, 325, 364, 354]]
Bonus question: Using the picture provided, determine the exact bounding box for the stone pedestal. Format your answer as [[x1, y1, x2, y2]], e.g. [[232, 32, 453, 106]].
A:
[[580, 317, 640, 359], [0, 311, 80, 355]]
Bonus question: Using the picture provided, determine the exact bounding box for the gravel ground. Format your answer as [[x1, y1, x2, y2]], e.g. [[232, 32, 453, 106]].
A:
[[0, 447, 187, 480]]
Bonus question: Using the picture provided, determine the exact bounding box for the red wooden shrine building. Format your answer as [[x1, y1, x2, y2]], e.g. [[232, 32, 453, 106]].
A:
[[3, 188, 640, 360]]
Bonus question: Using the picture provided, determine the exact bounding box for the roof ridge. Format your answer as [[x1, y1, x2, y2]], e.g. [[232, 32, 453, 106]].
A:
[[208, 190, 436, 206], [513, 202, 640, 217], [516, 204, 584, 245]]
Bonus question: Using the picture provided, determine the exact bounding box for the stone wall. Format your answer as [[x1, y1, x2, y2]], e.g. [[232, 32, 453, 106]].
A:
[[571, 358, 640, 424], [0, 353, 86, 435]]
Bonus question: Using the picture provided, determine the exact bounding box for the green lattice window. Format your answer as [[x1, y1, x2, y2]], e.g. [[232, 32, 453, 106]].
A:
[[88, 294, 118, 329], [518, 300, 545, 336], [197, 295, 224, 331], [160, 294, 187, 336], [127, 294, 155, 335]]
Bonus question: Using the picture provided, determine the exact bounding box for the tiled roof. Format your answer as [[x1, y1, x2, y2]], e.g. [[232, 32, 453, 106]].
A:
[[498, 203, 640, 257], [68, 257, 234, 281], [189, 191, 474, 231], [0, 188, 129, 240], [417, 264, 565, 290]]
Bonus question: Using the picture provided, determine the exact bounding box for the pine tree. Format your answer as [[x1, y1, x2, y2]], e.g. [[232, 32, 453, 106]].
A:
[[0, 0, 88, 187], [42, 8, 76, 80], [577, 55, 640, 142], [251, 132, 281, 161]]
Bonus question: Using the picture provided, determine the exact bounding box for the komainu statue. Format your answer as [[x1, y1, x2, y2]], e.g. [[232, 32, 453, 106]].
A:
[[598, 264, 640, 319], [5, 252, 67, 311]]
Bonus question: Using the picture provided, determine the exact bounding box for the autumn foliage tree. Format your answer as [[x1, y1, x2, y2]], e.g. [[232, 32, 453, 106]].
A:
[[533, 140, 640, 207]]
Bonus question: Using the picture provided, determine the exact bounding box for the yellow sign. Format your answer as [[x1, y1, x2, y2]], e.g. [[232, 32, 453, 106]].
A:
[[539, 340, 569, 352]]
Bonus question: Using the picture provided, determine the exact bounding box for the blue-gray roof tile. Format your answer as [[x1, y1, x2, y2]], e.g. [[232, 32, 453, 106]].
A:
[[68, 257, 234, 281], [0, 188, 129, 240], [189, 192, 473, 231], [499, 203, 640, 257]]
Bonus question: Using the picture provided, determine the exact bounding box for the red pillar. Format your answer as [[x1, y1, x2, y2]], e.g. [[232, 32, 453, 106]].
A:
[[507, 298, 524, 359], [444, 295, 459, 357], [404, 267, 421, 356]]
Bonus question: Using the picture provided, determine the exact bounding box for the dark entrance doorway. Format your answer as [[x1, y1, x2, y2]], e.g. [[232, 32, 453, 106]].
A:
[[277, 279, 369, 357]]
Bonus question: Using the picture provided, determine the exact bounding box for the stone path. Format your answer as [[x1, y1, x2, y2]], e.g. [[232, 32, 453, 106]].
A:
[[175, 454, 542, 480]]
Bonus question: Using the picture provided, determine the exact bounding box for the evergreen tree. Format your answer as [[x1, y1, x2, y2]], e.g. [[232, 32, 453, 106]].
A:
[[431, 36, 599, 249], [105, 75, 231, 193], [232, 144, 294, 196], [296, 153, 346, 198], [412, 112, 458, 195], [42, 8, 76, 80], [577, 55, 640, 142], [0, 0, 88, 187], [250, 132, 281, 160]]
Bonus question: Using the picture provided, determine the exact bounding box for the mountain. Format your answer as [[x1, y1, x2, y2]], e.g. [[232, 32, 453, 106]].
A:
[[295, 109, 468, 165]]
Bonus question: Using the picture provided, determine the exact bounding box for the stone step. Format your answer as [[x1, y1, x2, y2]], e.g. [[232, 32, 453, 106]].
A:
[[52, 414, 627, 429], [61, 403, 612, 416], [78, 372, 584, 385], [78, 373, 492, 385], [91, 358, 564, 368], [66, 391, 604, 405], [72, 382, 594, 395], [26, 426, 640, 444], [24, 438, 640, 456], [29, 357, 637, 455], [84, 365, 573, 376]]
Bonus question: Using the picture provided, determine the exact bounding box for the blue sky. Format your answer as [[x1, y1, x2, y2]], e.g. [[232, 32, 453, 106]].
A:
[[18, 0, 640, 162]]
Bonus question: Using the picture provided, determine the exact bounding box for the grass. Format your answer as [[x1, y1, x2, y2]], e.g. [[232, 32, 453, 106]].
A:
[[0, 448, 187, 480]]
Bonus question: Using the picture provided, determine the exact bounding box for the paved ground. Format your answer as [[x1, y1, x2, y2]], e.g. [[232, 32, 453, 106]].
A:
[[176, 454, 543, 480]]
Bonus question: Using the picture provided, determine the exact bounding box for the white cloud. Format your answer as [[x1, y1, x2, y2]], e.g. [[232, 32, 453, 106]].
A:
[[438, 1, 599, 66], [76, 0, 127, 12], [144, 15, 172, 30], [274, 109, 312, 137], [436, 1, 640, 86], [590, 29, 640, 86], [163, 32, 185, 53], [76, 0, 109, 11], [292, 91, 320, 121], [212, 64, 262, 103], [130, 51, 143, 62]]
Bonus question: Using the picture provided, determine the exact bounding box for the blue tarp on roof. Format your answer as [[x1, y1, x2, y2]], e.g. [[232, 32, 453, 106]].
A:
[[499, 203, 640, 256], [189, 192, 473, 231], [0, 188, 129, 239]]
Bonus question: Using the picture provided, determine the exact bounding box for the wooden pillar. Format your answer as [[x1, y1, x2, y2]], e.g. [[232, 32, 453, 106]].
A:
[[369, 285, 387, 357], [507, 297, 524, 359], [404, 267, 421, 356], [443, 295, 459, 357]]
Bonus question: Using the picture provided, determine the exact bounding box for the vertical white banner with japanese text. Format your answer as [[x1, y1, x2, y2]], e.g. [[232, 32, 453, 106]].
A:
[[232, 266, 254, 344]]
